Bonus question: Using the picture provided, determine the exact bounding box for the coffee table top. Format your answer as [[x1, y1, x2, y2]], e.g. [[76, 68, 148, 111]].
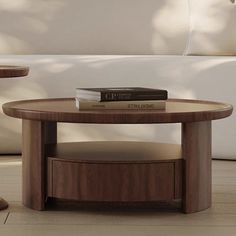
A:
[[0, 65, 29, 78], [2, 98, 233, 124]]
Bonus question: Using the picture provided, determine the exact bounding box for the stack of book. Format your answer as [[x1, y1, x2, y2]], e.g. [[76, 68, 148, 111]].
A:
[[75, 87, 168, 110]]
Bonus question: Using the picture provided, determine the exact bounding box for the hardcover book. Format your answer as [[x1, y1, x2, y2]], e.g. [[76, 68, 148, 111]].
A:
[[75, 98, 166, 110], [76, 87, 168, 102]]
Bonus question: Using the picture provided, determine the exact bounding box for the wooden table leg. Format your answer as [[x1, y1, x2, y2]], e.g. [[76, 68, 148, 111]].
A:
[[182, 121, 212, 213], [0, 198, 8, 210], [22, 120, 57, 210]]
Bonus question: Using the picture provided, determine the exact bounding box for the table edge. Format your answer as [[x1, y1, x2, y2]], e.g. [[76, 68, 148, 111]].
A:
[[2, 98, 233, 124]]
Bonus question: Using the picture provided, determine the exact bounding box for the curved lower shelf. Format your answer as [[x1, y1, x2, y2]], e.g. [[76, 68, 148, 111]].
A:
[[47, 141, 182, 163], [47, 141, 183, 202]]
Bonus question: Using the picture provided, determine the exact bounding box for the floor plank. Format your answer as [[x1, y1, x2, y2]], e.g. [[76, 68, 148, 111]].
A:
[[3, 201, 236, 226], [0, 213, 8, 225], [1, 156, 236, 235], [1, 225, 236, 236]]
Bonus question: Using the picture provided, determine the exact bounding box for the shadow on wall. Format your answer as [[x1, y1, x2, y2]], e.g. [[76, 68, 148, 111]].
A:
[[0, 0, 188, 55], [186, 1, 236, 54], [2, 0, 234, 54]]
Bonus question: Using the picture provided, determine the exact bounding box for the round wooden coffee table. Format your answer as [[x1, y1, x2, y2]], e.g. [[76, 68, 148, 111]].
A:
[[0, 65, 29, 78], [0, 65, 29, 211], [2, 98, 233, 213]]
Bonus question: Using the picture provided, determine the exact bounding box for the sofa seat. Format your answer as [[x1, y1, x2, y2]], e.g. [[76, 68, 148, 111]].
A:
[[0, 55, 235, 158]]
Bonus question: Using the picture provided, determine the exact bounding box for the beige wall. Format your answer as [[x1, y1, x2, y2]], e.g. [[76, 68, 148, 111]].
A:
[[0, 0, 188, 55]]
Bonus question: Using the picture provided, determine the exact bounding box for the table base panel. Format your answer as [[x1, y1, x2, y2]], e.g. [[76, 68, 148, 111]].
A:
[[47, 157, 182, 202]]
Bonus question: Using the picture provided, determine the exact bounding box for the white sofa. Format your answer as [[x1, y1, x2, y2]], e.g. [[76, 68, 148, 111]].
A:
[[0, 0, 235, 159]]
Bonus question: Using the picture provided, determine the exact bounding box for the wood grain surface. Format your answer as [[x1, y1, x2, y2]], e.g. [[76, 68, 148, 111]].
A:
[[2, 98, 233, 123], [3, 97, 232, 213], [0, 65, 29, 78], [46, 142, 182, 163], [182, 121, 212, 213], [22, 120, 57, 210], [48, 158, 182, 202], [47, 142, 182, 202]]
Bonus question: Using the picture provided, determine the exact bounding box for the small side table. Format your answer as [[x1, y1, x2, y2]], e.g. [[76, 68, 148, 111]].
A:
[[0, 66, 29, 78], [0, 65, 29, 210]]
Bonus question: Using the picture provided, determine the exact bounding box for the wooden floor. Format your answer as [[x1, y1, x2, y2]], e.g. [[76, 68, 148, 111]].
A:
[[0, 156, 236, 236]]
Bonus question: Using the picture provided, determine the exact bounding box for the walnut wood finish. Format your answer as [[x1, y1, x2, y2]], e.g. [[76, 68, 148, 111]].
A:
[[0, 65, 29, 78], [2, 98, 233, 213], [0, 198, 8, 210], [47, 142, 182, 202], [182, 121, 212, 213], [174, 160, 183, 199], [46, 142, 182, 202], [48, 160, 181, 202], [46, 142, 182, 163], [22, 120, 57, 210], [2, 98, 233, 124]]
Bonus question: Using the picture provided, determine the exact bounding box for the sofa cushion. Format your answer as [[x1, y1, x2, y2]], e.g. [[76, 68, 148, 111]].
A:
[[186, 0, 236, 55], [0, 55, 235, 159]]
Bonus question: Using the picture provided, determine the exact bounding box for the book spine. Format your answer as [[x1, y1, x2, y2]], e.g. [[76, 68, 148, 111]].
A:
[[76, 99, 166, 110], [100, 91, 168, 101]]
